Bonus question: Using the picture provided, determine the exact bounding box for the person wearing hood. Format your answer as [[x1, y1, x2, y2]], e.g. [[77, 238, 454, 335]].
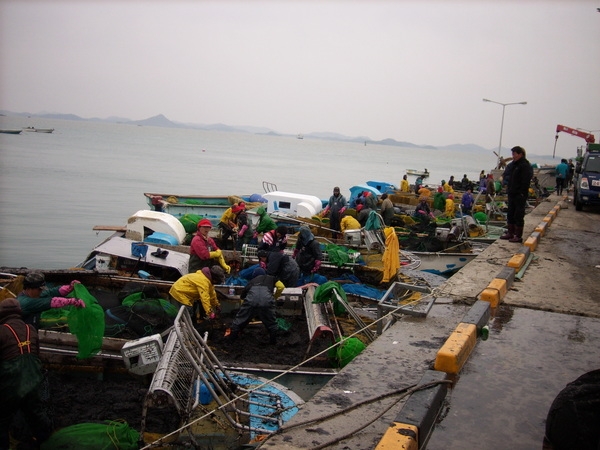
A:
[[0, 298, 53, 448], [226, 268, 283, 345], [293, 226, 323, 275], [340, 212, 361, 232], [442, 179, 454, 193], [433, 187, 446, 212], [253, 205, 277, 240], [320, 187, 348, 239], [17, 272, 85, 328], [444, 194, 456, 218], [189, 219, 230, 274], [258, 225, 289, 253], [169, 265, 225, 322]]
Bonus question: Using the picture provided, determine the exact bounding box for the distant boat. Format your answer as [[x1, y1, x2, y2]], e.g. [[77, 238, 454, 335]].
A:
[[297, 134, 304, 139], [23, 126, 54, 133], [0, 129, 22, 134], [406, 169, 430, 178]]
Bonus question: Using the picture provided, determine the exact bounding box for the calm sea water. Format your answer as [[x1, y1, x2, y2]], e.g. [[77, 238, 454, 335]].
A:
[[0, 115, 558, 269]]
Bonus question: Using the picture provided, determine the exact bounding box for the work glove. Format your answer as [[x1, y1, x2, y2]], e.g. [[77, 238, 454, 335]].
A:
[[51, 297, 86, 308], [58, 280, 81, 296], [238, 225, 248, 237], [311, 260, 322, 273], [340, 207, 346, 215], [208, 311, 216, 320], [259, 261, 267, 270], [252, 231, 258, 239], [209, 249, 222, 259], [292, 249, 299, 259]]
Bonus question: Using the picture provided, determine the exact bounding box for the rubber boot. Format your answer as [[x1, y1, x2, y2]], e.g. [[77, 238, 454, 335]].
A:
[[509, 226, 523, 243], [500, 224, 515, 240]]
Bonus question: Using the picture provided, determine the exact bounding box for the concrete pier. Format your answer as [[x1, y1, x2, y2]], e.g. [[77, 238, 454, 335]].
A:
[[260, 195, 600, 449]]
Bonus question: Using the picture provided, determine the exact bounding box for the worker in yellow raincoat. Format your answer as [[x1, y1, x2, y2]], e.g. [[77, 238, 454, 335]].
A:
[[381, 227, 400, 283], [340, 214, 361, 233], [169, 266, 225, 321], [445, 194, 456, 218]]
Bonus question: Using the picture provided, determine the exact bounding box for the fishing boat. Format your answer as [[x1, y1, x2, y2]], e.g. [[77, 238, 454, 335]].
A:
[[0, 129, 22, 134], [143, 192, 262, 223], [23, 126, 55, 133], [406, 168, 430, 178]]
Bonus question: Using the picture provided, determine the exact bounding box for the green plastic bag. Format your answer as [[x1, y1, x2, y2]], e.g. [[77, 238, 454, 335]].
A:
[[328, 337, 366, 368], [41, 420, 139, 450], [179, 213, 203, 233], [67, 284, 105, 359], [313, 281, 347, 316]]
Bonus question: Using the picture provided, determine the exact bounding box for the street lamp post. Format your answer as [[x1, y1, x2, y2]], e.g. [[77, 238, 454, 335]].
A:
[[482, 98, 527, 162]]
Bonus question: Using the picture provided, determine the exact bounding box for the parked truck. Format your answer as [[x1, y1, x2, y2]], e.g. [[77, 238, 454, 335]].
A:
[[574, 143, 600, 211], [553, 124, 599, 211]]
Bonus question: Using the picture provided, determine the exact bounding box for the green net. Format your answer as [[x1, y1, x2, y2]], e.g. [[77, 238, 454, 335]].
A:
[[179, 213, 203, 233], [121, 292, 178, 318], [41, 420, 139, 450], [324, 244, 360, 267], [39, 308, 69, 330], [313, 281, 347, 316], [474, 211, 488, 224], [328, 337, 366, 368], [67, 284, 106, 359]]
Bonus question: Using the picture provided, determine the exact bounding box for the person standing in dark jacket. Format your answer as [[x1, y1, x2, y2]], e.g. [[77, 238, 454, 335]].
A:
[[0, 298, 53, 448], [500, 146, 533, 243], [320, 187, 347, 239]]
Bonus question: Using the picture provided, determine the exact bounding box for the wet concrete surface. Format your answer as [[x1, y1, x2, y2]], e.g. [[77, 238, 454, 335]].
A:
[[427, 195, 600, 449], [263, 193, 600, 449], [426, 305, 600, 450]]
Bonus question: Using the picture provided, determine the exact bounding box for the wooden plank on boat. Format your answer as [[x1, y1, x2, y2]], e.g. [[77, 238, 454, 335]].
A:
[[39, 329, 127, 353], [93, 225, 127, 232]]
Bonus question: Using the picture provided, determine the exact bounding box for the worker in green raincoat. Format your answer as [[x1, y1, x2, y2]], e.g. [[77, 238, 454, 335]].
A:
[[0, 298, 53, 448], [254, 206, 277, 240]]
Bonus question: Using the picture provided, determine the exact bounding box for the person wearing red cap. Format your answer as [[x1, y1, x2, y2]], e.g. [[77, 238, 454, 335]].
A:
[[0, 298, 53, 447], [189, 219, 230, 274]]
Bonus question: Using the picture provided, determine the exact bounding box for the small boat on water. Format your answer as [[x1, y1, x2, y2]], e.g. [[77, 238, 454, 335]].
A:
[[406, 168, 430, 178], [0, 129, 22, 134], [23, 126, 55, 133]]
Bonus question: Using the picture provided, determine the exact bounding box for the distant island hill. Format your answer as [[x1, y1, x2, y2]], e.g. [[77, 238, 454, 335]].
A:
[[1, 110, 492, 153]]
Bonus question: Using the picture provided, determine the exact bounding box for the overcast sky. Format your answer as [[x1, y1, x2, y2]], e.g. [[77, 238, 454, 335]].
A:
[[1, 0, 599, 153]]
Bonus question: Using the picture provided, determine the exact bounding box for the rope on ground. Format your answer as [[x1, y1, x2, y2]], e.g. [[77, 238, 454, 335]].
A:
[[256, 379, 453, 449], [140, 297, 435, 449]]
